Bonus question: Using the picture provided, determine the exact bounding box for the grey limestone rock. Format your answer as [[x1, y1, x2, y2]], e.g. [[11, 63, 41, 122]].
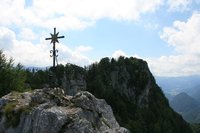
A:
[[0, 88, 129, 133]]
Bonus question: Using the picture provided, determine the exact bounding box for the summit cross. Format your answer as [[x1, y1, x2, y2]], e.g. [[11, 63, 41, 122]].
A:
[[45, 28, 65, 67]]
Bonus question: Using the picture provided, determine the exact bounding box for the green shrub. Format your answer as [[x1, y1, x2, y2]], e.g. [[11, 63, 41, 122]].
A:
[[3, 100, 32, 128], [0, 50, 27, 97], [4, 101, 21, 127]]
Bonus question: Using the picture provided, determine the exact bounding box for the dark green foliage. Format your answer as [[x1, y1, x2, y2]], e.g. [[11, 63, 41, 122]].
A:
[[1, 92, 35, 128], [147, 83, 192, 133], [52, 63, 86, 88], [53, 64, 65, 86], [0, 50, 27, 97], [25, 68, 49, 89], [86, 56, 192, 133], [25, 63, 86, 89], [86, 57, 150, 100], [4, 101, 21, 127], [64, 63, 86, 79], [3, 101, 32, 128]]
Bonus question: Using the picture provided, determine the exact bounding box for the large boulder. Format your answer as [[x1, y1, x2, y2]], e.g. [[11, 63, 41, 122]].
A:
[[0, 88, 129, 133]]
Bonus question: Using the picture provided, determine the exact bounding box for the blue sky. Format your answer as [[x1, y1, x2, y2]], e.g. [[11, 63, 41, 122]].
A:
[[0, 0, 200, 77]]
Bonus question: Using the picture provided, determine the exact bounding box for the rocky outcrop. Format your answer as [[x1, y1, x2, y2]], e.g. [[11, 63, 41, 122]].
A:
[[86, 57, 193, 133], [54, 64, 87, 96], [62, 74, 87, 96], [0, 88, 129, 133]]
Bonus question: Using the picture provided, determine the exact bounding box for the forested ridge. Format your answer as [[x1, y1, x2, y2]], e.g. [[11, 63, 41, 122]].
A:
[[0, 50, 193, 133]]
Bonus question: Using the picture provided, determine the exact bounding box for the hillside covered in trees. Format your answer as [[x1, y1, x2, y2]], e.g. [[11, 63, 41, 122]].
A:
[[0, 50, 193, 133]]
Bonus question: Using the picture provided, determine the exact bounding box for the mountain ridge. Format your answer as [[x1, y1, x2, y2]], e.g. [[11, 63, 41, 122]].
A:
[[85, 57, 192, 133], [1, 56, 193, 133]]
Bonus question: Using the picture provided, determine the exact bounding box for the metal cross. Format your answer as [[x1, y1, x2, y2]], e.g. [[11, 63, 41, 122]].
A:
[[45, 28, 64, 67]]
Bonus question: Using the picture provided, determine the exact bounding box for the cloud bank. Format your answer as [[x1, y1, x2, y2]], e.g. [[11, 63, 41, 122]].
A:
[[0, 27, 92, 67], [167, 0, 192, 12], [0, 0, 163, 30], [0, 0, 164, 67], [148, 12, 200, 76]]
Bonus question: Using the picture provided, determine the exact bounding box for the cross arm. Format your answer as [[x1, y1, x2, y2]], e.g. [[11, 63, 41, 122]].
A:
[[57, 36, 65, 39], [45, 37, 52, 40]]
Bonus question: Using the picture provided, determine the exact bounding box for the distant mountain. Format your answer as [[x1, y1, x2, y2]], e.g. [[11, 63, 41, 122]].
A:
[[170, 92, 200, 123], [157, 75, 200, 124], [188, 85, 200, 103], [170, 92, 200, 113], [156, 75, 200, 96], [184, 106, 200, 123], [26, 66, 49, 71]]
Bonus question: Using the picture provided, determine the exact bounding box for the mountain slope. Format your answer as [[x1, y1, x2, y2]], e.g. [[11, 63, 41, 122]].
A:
[[189, 85, 200, 103], [170, 92, 200, 123], [86, 57, 192, 133], [23, 56, 192, 133], [184, 106, 200, 123], [170, 92, 200, 113]]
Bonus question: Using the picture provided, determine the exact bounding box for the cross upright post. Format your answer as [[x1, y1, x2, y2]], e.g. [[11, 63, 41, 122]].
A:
[[45, 28, 64, 68]]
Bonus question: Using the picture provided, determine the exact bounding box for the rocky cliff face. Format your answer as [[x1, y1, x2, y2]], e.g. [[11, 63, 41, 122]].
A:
[[61, 74, 86, 96], [0, 88, 129, 133], [53, 64, 87, 96], [86, 57, 193, 133]]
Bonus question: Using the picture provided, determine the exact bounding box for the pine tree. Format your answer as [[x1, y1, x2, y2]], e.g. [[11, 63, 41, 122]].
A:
[[0, 50, 26, 97]]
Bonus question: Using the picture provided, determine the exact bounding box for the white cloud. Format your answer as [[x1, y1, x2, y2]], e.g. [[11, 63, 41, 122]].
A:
[[19, 28, 37, 41], [112, 50, 128, 59], [161, 12, 200, 54], [0, 27, 92, 67], [167, 0, 192, 12], [0, 0, 24, 26], [75, 45, 93, 53], [110, 12, 200, 77], [56, 44, 93, 66], [0, 0, 163, 30], [111, 49, 141, 59], [149, 12, 200, 76], [0, 27, 15, 50], [0, 0, 164, 67], [147, 54, 200, 76]]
